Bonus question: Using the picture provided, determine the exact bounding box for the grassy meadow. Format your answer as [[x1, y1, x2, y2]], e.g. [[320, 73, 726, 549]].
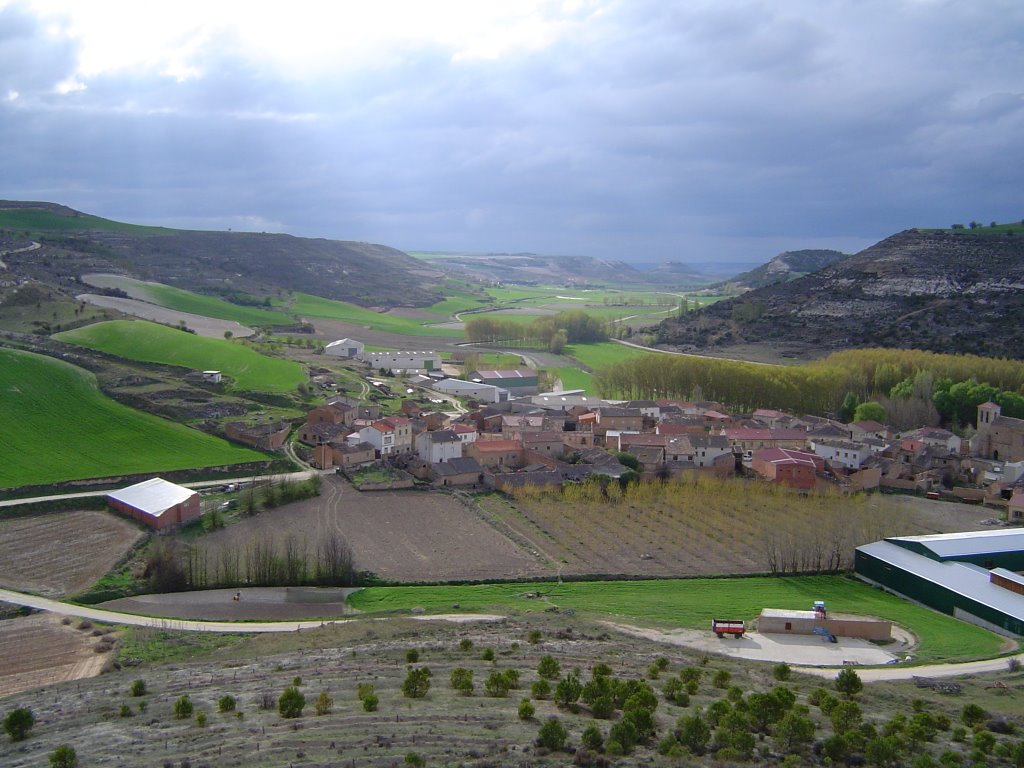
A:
[[57, 320, 306, 392], [349, 575, 1004, 664], [565, 341, 652, 370], [0, 348, 264, 488], [290, 293, 462, 337], [0, 208, 171, 236]]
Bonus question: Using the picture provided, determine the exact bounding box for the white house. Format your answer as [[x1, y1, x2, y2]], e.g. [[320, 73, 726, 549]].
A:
[[451, 423, 478, 446], [904, 427, 963, 454], [415, 429, 464, 464], [811, 438, 874, 470], [358, 420, 396, 455], [324, 338, 365, 358]]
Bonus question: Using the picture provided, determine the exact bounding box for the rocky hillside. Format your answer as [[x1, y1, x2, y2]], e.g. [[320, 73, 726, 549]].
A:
[[0, 201, 444, 307], [655, 229, 1024, 359], [718, 249, 849, 291]]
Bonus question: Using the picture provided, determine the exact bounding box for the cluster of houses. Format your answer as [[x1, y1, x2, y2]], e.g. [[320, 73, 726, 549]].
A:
[[294, 348, 1024, 509]]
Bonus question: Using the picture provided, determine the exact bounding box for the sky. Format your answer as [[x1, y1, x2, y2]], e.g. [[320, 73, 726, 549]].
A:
[[1, 0, 1021, 266]]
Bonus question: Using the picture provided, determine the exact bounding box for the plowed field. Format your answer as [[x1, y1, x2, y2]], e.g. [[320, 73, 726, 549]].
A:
[[0, 614, 111, 698], [0, 511, 144, 597]]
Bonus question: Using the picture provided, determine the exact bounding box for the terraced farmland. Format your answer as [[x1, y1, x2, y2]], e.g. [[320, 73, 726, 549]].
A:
[[57, 320, 305, 392], [0, 347, 265, 487]]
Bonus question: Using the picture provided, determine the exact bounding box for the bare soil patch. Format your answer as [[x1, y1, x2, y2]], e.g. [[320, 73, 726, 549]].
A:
[[0, 511, 144, 597], [196, 476, 552, 582], [101, 587, 357, 622], [0, 613, 111, 698]]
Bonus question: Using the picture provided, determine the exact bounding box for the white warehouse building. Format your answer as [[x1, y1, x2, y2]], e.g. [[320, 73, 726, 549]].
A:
[[324, 338, 365, 358], [359, 350, 442, 373], [432, 378, 509, 403]]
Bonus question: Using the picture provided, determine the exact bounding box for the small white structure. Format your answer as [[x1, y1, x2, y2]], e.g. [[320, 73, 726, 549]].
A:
[[106, 477, 200, 530], [811, 438, 874, 469], [201, 370, 222, 384], [324, 338, 365, 358]]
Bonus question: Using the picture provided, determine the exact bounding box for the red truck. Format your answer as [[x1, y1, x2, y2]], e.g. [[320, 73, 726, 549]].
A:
[[712, 619, 746, 639]]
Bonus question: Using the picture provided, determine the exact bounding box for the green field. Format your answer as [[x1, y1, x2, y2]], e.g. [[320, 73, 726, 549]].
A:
[[0, 348, 264, 488], [565, 341, 652, 370], [556, 367, 594, 391], [57, 320, 306, 392], [348, 575, 1005, 664], [0, 208, 170, 236], [142, 284, 286, 327], [291, 293, 462, 338]]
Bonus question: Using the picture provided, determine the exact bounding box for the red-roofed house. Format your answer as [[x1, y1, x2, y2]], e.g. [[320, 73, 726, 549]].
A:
[[751, 448, 824, 490], [359, 420, 396, 455]]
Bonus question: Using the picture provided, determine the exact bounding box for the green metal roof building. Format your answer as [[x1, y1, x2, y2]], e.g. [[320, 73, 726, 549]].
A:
[[855, 530, 1024, 637]]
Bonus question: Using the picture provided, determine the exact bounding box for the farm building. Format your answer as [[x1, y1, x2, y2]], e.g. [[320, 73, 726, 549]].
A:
[[359, 350, 441, 373], [750, 448, 824, 490], [324, 338, 365, 358], [855, 529, 1024, 636], [224, 420, 290, 450], [466, 369, 540, 395], [432, 378, 509, 403], [107, 477, 200, 530], [757, 608, 892, 641]]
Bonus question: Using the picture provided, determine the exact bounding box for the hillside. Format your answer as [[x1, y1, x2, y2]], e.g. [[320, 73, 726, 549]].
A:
[[420, 251, 657, 286], [718, 249, 849, 291], [655, 229, 1024, 360], [0, 201, 444, 308]]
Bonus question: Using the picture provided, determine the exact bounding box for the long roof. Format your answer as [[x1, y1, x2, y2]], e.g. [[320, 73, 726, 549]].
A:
[[887, 529, 1024, 559], [107, 477, 196, 517], [858, 539, 1024, 621]]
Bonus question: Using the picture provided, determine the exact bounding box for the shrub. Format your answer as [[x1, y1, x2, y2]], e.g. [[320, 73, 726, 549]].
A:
[[480, 648, 495, 662], [646, 663, 661, 680], [678, 666, 702, 685], [450, 668, 474, 696], [655, 657, 670, 671], [527, 630, 542, 644], [961, 703, 988, 727], [712, 669, 731, 688], [173, 696, 193, 720], [554, 674, 583, 710], [531, 679, 551, 700], [315, 692, 333, 716], [608, 717, 639, 754], [218, 695, 236, 713], [591, 695, 615, 720], [119, 704, 132, 718], [773, 663, 791, 681], [537, 717, 568, 750], [518, 699, 535, 720], [292, 676, 302, 686], [581, 723, 604, 752], [835, 668, 863, 697], [49, 745, 78, 768], [357, 683, 374, 701], [405, 649, 419, 664], [538, 655, 561, 680], [130, 679, 147, 697], [362, 694, 378, 712], [504, 669, 521, 689], [592, 663, 612, 678], [485, 671, 510, 698], [404, 752, 425, 768], [278, 686, 305, 718], [195, 711, 207, 728], [402, 667, 432, 699], [459, 638, 473, 652]]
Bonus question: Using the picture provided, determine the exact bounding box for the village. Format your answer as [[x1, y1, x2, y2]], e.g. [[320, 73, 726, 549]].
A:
[[213, 338, 1024, 518]]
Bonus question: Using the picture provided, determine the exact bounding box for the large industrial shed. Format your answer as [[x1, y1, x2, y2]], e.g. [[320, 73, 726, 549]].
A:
[[855, 530, 1024, 636], [107, 477, 201, 530]]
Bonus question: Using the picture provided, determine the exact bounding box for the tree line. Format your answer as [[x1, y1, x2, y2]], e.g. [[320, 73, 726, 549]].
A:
[[594, 347, 1024, 421], [465, 310, 607, 352]]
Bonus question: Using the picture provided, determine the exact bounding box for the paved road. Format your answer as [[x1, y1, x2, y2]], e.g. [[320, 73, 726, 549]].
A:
[[0, 588, 330, 633], [0, 470, 316, 509], [795, 653, 1024, 682], [0, 587, 503, 634]]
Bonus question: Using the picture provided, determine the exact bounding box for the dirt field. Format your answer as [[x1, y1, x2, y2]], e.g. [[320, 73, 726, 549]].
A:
[[76, 294, 255, 339], [196, 476, 552, 582], [101, 587, 357, 622], [0, 511, 144, 597], [0, 613, 113, 698]]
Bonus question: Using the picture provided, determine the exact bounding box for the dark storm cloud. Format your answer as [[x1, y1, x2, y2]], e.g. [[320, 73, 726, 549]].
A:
[[1, 1, 1022, 263]]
